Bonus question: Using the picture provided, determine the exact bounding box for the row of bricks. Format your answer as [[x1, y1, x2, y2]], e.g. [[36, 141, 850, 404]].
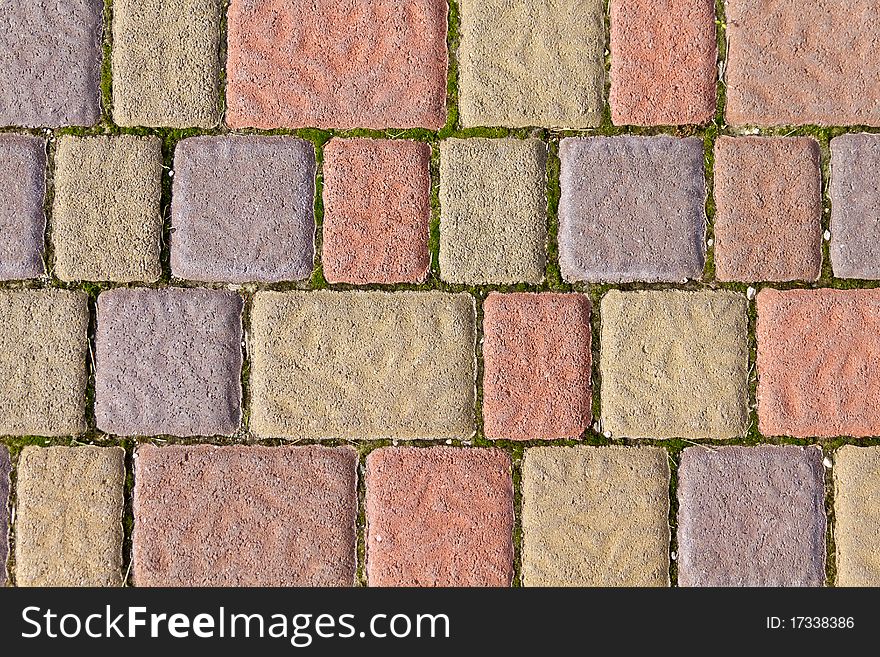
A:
[[3, 286, 880, 441], [4, 133, 880, 285], [1, 442, 877, 587]]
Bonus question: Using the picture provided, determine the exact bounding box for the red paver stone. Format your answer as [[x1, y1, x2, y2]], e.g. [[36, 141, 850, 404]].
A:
[[322, 139, 431, 284], [366, 447, 514, 587], [482, 293, 591, 441], [226, 0, 448, 129]]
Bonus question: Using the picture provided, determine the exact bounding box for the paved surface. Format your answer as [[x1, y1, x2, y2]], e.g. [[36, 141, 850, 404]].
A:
[[0, 446, 8, 587], [833, 446, 880, 587], [0, 135, 46, 280]]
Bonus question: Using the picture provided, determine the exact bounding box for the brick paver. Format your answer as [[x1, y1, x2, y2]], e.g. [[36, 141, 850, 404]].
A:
[[558, 137, 706, 283], [365, 447, 514, 586], [15, 446, 125, 587], [0, 446, 8, 587], [714, 137, 822, 282], [833, 446, 880, 586], [678, 445, 826, 587], [322, 139, 431, 285], [0, 134, 46, 280], [601, 290, 749, 439], [95, 288, 243, 437], [171, 136, 315, 283], [482, 293, 591, 441]]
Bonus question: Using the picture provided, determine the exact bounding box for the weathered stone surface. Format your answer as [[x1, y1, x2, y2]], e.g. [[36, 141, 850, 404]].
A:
[[171, 135, 315, 283], [0, 446, 9, 586], [133, 445, 357, 586], [53, 135, 163, 283], [15, 446, 125, 587], [600, 290, 749, 439], [365, 447, 514, 586], [250, 291, 475, 440], [0, 134, 46, 280], [95, 288, 243, 437], [439, 138, 547, 284], [558, 136, 706, 283], [834, 446, 880, 586], [677, 445, 826, 587]]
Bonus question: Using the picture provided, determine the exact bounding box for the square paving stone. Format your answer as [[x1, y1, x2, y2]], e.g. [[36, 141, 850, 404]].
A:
[[365, 447, 514, 586], [714, 136, 823, 282], [226, 0, 448, 129], [522, 447, 670, 586], [725, 0, 880, 126], [52, 135, 163, 283], [834, 446, 880, 586], [482, 293, 591, 441], [439, 138, 547, 284], [171, 136, 315, 283], [0, 0, 103, 127], [250, 291, 475, 440], [95, 288, 243, 437], [15, 446, 125, 587], [600, 290, 749, 439], [0, 134, 46, 280], [0, 289, 89, 436], [322, 138, 431, 285], [133, 445, 358, 586], [677, 445, 826, 587], [113, 0, 222, 127], [0, 446, 8, 586], [458, 0, 604, 128], [558, 136, 706, 283]]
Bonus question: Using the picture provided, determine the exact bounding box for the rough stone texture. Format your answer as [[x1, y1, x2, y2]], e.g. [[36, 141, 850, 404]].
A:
[[322, 139, 431, 285], [601, 290, 749, 439], [0, 446, 8, 586], [439, 138, 547, 284], [53, 136, 163, 283], [15, 446, 125, 587], [0, 289, 88, 436], [725, 0, 880, 126], [171, 136, 315, 283], [609, 0, 716, 126], [0, 0, 102, 127], [366, 447, 514, 587], [714, 136, 823, 282], [251, 291, 475, 440], [113, 0, 221, 128], [133, 445, 357, 587], [830, 133, 880, 279], [0, 134, 46, 280], [522, 447, 670, 587], [757, 288, 880, 438], [458, 0, 604, 128], [95, 288, 243, 437], [482, 293, 591, 441], [559, 136, 706, 283], [226, 0, 447, 129], [677, 445, 826, 587], [834, 446, 880, 586]]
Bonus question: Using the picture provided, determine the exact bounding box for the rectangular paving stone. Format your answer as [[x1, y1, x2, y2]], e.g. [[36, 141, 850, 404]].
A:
[[483, 293, 591, 441], [522, 447, 670, 587], [439, 138, 547, 284], [366, 447, 514, 586], [757, 288, 880, 438], [677, 445, 826, 587], [15, 446, 125, 587], [53, 135, 163, 283], [322, 138, 431, 285], [833, 446, 880, 586], [601, 290, 749, 439], [133, 445, 357, 586], [0, 0, 102, 127], [0, 289, 88, 436], [714, 136, 822, 282], [251, 291, 475, 440], [171, 136, 315, 283], [226, 0, 447, 129], [0, 134, 46, 280], [95, 288, 243, 437], [112, 0, 222, 127], [609, 0, 716, 126], [0, 446, 8, 586], [725, 0, 880, 126], [458, 0, 604, 128], [559, 136, 706, 283]]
